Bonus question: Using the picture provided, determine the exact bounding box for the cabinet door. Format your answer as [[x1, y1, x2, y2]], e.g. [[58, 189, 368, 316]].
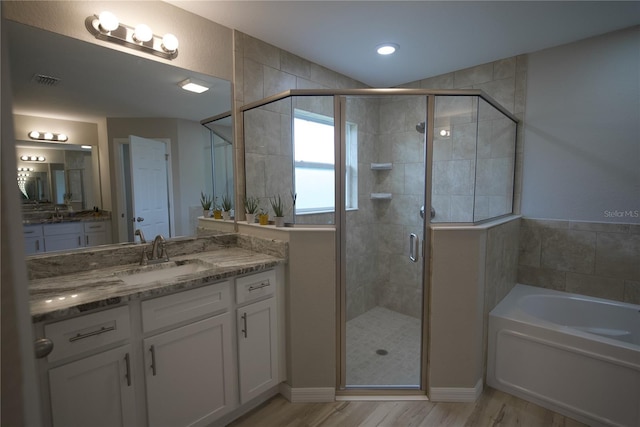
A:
[[237, 297, 278, 404], [24, 237, 44, 255], [144, 313, 234, 427], [45, 233, 83, 252], [49, 345, 136, 427], [85, 231, 108, 247]]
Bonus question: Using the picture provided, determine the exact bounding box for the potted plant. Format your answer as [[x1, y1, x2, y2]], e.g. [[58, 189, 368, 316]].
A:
[[221, 195, 233, 220], [243, 195, 260, 224], [270, 194, 286, 227], [212, 197, 222, 219], [200, 191, 212, 218], [257, 208, 269, 225]]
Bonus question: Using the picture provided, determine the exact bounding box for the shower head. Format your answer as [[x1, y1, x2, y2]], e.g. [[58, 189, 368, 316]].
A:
[[416, 122, 426, 134]]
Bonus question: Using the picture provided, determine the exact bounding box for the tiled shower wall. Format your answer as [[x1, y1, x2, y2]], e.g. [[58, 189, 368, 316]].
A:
[[400, 56, 527, 219], [518, 218, 640, 304]]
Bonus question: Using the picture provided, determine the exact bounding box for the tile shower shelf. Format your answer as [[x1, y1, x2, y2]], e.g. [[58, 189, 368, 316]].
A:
[[370, 163, 393, 170], [370, 193, 393, 200]]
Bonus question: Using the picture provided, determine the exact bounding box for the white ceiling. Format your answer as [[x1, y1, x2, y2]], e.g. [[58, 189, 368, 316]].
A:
[[7, 20, 231, 124], [168, 0, 640, 87]]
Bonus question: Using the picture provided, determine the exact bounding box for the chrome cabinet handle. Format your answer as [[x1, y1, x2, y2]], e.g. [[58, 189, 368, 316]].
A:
[[149, 345, 157, 376], [86, 235, 89, 245], [34, 338, 54, 359], [124, 353, 132, 386], [241, 313, 248, 338], [409, 233, 419, 262], [248, 281, 270, 292], [78, 236, 82, 246], [35, 240, 40, 251], [69, 326, 115, 342]]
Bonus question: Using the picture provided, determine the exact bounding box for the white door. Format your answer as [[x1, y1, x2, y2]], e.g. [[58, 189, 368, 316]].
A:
[[129, 136, 170, 240], [48, 345, 137, 427], [144, 313, 235, 427]]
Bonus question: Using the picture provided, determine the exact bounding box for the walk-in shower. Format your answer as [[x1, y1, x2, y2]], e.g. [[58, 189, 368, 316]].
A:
[[241, 89, 518, 395]]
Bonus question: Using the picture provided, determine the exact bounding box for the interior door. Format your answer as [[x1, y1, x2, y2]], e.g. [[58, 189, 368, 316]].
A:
[[129, 136, 171, 240]]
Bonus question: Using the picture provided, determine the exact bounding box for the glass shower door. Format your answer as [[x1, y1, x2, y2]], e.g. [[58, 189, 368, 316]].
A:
[[342, 94, 427, 389]]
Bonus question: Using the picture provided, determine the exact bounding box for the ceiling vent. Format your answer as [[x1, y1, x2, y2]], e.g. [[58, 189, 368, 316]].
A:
[[32, 74, 61, 86]]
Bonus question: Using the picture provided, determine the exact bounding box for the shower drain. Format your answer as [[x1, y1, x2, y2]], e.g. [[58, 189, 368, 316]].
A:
[[376, 349, 388, 356]]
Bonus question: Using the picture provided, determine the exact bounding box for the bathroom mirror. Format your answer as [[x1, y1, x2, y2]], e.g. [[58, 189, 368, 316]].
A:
[[6, 19, 233, 252]]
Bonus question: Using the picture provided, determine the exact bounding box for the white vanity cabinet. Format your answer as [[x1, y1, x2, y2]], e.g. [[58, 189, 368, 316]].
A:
[[235, 270, 279, 404], [141, 281, 236, 427], [38, 267, 282, 427], [43, 222, 83, 252], [83, 221, 110, 247], [43, 306, 135, 427], [23, 220, 111, 254], [23, 225, 44, 255]]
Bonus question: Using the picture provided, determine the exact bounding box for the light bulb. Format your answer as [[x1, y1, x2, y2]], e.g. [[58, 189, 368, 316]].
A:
[[29, 131, 40, 139], [162, 33, 179, 52], [37, 156, 45, 162], [133, 24, 153, 43], [44, 132, 54, 140], [376, 43, 398, 55], [57, 134, 68, 142], [20, 155, 29, 161], [98, 11, 119, 32]]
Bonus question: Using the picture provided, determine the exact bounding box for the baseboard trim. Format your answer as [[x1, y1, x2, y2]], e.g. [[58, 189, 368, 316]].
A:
[[429, 378, 483, 402], [280, 384, 335, 402]]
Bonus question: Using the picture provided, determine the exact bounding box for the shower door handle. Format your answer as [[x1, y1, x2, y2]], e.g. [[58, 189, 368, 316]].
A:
[[409, 233, 419, 262]]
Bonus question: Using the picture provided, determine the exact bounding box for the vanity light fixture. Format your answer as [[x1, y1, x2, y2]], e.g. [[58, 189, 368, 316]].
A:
[[29, 131, 68, 142], [376, 43, 399, 55], [18, 167, 34, 172], [86, 12, 179, 60], [179, 78, 209, 94], [20, 155, 46, 162]]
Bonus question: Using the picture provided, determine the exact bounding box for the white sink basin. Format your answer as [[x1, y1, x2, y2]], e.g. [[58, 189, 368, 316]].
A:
[[118, 261, 211, 286]]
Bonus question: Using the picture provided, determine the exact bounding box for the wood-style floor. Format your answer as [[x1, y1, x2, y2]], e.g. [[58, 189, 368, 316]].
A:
[[228, 387, 587, 427]]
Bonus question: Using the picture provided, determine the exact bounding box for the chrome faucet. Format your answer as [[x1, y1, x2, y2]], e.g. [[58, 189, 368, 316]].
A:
[[134, 229, 146, 243], [139, 234, 170, 265]]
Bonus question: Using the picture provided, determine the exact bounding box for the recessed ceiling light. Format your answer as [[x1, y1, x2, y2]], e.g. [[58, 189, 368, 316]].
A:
[[179, 78, 209, 94], [376, 43, 399, 55]]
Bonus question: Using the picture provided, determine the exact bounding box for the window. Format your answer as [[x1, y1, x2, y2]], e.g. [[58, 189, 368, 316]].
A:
[[293, 109, 357, 213]]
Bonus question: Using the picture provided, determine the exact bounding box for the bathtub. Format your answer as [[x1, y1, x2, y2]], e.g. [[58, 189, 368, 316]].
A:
[[487, 284, 640, 427]]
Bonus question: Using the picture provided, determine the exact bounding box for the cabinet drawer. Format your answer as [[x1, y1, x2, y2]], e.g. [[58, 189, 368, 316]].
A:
[[83, 221, 106, 233], [43, 222, 83, 236], [23, 225, 43, 237], [141, 281, 231, 333], [235, 270, 276, 305], [44, 306, 131, 363]]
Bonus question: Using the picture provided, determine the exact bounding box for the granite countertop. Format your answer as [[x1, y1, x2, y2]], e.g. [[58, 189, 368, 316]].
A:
[[30, 247, 284, 323]]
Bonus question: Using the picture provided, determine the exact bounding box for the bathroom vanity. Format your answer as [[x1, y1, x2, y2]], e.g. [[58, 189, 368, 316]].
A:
[[29, 236, 286, 427]]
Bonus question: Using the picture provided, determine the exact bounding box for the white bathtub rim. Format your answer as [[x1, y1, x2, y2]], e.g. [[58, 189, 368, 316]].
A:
[[491, 284, 640, 352]]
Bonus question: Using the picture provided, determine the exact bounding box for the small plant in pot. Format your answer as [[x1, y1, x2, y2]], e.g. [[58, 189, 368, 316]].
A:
[[200, 191, 212, 217], [212, 197, 222, 219], [257, 208, 269, 225], [243, 195, 260, 224], [270, 194, 286, 227], [221, 195, 233, 220]]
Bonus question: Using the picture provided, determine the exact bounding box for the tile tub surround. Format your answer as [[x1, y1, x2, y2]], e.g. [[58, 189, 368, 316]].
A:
[[29, 246, 286, 323], [518, 218, 640, 304]]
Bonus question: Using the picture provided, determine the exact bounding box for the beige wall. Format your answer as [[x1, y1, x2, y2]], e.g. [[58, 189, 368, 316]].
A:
[[429, 216, 520, 395], [519, 218, 640, 304]]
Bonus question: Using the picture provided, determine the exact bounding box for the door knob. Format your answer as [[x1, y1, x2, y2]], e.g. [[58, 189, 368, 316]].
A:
[[34, 338, 54, 359]]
